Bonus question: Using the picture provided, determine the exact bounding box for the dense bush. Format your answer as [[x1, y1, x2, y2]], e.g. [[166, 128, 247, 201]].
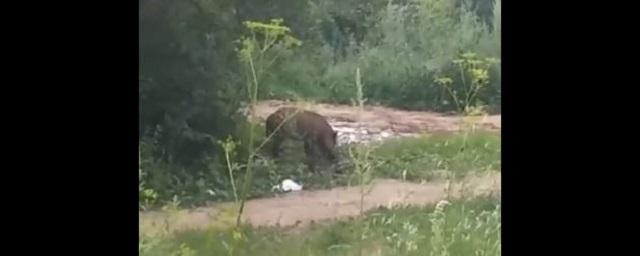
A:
[[267, 0, 501, 112]]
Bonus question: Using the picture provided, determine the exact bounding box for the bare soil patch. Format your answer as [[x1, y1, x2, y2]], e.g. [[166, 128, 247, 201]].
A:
[[251, 100, 500, 133], [250, 100, 500, 145]]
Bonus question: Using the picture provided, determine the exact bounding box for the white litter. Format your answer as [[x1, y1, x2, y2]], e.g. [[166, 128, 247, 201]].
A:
[[272, 179, 303, 192]]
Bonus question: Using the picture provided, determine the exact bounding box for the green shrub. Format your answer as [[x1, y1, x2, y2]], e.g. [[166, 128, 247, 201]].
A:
[[267, 0, 501, 112]]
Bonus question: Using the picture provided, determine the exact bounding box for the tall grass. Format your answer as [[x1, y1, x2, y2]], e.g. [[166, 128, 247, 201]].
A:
[[346, 67, 380, 256]]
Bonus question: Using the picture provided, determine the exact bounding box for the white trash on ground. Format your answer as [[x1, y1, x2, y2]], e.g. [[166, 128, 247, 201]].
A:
[[273, 179, 303, 192]]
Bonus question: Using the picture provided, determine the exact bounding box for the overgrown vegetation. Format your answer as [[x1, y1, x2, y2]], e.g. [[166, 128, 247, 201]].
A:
[[140, 0, 501, 253], [266, 0, 501, 112], [140, 197, 500, 256], [139, 0, 501, 209]]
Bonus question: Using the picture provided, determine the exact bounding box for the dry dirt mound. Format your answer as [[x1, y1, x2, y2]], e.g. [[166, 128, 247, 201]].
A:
[[139, 171, 500, 234]]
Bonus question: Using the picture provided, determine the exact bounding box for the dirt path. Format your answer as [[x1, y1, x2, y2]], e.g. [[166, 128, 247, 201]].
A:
[[243, 171, 500, 228], [250, 100, 500, 145], [251, 100, 500, 132], [139, 171, 500, 234]]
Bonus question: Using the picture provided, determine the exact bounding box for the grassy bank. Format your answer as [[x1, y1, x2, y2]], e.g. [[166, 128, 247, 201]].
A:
[[140, 130, 501, 209], [140, 196, 500, 256]]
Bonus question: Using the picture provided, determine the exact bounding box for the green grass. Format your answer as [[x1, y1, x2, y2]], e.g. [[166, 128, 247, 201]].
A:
[[371, 131, 501, 182], [140, 196, 500, 256], [247, 128, 500, 189]]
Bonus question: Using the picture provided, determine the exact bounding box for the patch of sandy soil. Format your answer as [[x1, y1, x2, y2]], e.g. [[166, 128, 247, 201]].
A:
[[243, 171, 500, 228], [250, 100, 500, 134], [139, 171, 500, 235]]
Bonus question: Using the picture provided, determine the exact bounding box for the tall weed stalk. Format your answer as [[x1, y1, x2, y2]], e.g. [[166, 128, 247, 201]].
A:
[[221, 18, 301, 256], [234, 18, 301, 227], [348, 67, 380, 256]]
